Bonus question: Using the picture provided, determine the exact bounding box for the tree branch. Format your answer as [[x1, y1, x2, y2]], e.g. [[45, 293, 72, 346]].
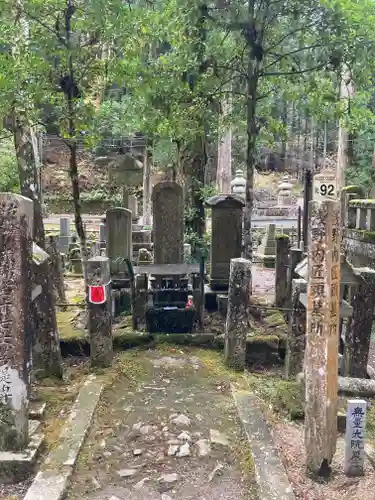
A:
[[260, 62, 326, 78], [265, 22, 317, 54], [263, 44, 323, 71]]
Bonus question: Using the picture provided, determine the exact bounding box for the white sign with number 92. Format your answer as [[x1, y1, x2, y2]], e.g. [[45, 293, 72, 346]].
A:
[[313, 170, 338, 202]]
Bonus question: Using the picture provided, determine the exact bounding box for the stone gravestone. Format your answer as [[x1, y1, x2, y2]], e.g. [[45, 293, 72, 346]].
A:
[[45, 235, 66, 304], [305, 199, 341, 476], [205, 194, 244, 290], [31, 242, 63, 379], [152, 181, 184, 265], [344, 399, 367, 477], [0, 194, 33, 450], [59, 216, 70, 254], [106, 207, 132, 276], [255, 223, 277, 268]]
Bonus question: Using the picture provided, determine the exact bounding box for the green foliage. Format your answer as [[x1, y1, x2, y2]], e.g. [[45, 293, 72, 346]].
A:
[[0, 138, 19, 193]]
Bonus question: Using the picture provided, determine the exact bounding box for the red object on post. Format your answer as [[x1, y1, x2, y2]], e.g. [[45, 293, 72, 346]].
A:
[[89, 285, 106, 304]]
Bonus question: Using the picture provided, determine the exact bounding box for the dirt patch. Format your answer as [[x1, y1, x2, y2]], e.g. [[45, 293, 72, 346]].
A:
[[65, 348, 258, 500], [272, 420, 375, 500]]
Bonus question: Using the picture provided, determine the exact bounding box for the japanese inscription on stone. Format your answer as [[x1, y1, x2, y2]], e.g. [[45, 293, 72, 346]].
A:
[[344, 399, 367, 476], [305, 200, 341, 475]]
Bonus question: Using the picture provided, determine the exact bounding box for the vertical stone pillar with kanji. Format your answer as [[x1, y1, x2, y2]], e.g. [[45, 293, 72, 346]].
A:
[[0, 194, 33, 451], [305, 199, 341, 476]]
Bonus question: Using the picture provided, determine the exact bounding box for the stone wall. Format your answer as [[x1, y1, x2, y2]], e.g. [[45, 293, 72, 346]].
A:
[[342, 195, 375, 268]]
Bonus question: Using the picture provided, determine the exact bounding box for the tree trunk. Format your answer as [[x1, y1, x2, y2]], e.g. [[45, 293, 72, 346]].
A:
[[216, 90, 232, 193], [142, 146, 152, 226], [243, 72, 258, 260], [190, 139, 206, 255]]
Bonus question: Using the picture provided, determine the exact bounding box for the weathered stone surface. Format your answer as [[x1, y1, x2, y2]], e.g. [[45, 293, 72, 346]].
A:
[[305, 200, 341, 476], [0, 420, 44, 483], [285, 279, 306, 379], [87, 257, 113, 368], [210, 429, 229, 446], [233, 388, 295, 500], [275, 236, 289, 307], [45, 235, 66, 304], [106, 207, 132, 275], [346, 270, 375, 378], [224, 258, 251, 371], [206, 194, 244, 290], [0, 193, 33, 451], [152, 181, 184, 264], [24, 375, 103, 500], [32, 243, 63, 379]]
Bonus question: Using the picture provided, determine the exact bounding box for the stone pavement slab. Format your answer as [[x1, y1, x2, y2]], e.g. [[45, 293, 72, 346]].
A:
[[232, 388, 295, 500], [24, 374, 103, 500], [65, 349, 258, 500]]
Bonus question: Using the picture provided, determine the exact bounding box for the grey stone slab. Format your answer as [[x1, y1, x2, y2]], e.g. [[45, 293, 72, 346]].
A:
[[29, 401, 47, 420], [24, 375, 103, 500], [23, 469, 72, 500], [0, 420, 44, 482], [232, 387, 295, 500]]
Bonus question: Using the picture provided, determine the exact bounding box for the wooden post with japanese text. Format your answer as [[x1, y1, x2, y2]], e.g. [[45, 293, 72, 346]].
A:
[[305, 199, 341, 476]]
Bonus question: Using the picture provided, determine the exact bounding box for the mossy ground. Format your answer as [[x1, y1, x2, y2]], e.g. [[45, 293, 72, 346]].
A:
[[65, 347, 258, 500]]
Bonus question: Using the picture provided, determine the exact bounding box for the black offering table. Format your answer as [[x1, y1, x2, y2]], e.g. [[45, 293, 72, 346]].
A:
[[134, 263, 202, 334]]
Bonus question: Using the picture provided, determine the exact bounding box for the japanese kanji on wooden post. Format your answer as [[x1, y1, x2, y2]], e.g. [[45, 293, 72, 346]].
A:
[[305, 199, 341, 476]]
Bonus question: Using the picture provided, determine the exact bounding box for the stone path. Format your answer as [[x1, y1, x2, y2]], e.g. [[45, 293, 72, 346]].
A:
[[65, 349, 258, 500]]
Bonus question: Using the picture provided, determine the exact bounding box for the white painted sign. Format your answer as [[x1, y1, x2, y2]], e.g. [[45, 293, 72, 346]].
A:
[[313, 170, 339, 202], [344, 399, 367, 476]]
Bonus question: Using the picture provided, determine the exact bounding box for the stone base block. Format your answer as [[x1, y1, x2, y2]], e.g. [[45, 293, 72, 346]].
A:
[[209, 278, 229, 291], [217, 294, 228, 317], [204, 285, 218, 312], [255, 253, 276, 268], [29, 402, 47, 420], [0, 421, 44, 484]]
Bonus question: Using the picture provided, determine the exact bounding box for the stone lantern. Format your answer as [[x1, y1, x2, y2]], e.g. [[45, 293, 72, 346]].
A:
[[277, 174, 293, 206], [230, 169, 246, 199]]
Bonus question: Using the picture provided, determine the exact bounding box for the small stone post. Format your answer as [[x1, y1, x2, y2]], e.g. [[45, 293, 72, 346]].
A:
[[285, 279, 306, 379], [87, 257, 113, 368], [224, 258, 252, 371], [275, 235, 290, 307], [122, 187, 129, 209], [347, 269, 375, 378], [59, 216, 70, 254], [99, 223, 106, 249], [45, 234, 66, 304], [0, 194, 33, 450], [344, 399, 367, 476], [305, 200, 341, 476]]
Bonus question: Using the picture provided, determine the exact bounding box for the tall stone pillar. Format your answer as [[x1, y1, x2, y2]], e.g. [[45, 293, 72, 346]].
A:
[[224, 258, 252, 371], [0, 194, 33, 450]]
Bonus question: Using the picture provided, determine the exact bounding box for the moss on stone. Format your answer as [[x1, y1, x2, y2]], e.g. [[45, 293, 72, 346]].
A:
[[342, 185, 365, 197], [56, 311, 84, 340], [246, 374, 303, 419], [246, 334, 280, 346]]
